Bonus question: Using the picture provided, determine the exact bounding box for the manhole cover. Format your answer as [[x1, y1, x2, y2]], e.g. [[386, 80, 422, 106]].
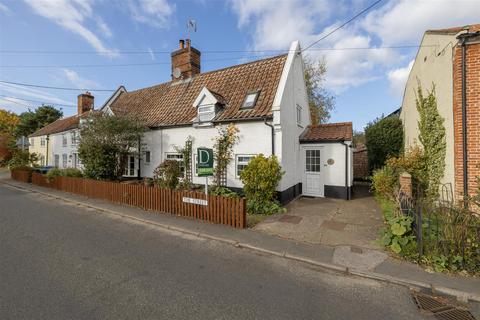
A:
[[278, 215, 302, 224], [321, 220, 346, 231], [412, 291, 476, 320]]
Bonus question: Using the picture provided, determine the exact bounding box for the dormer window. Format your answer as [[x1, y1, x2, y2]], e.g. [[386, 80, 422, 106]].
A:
[[198, 105, 215, 122], [242, 91, 259, 109], [193, 87, 226, 126]]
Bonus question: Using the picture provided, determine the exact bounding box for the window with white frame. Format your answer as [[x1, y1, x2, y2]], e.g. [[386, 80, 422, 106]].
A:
[[236, 155, 255, 178], [40, 137, 45, 146], [305, 149, 321, 172], [241, 91, 259, 109], [71, 131, 77, 145], [166, 153, 185, 175], [62, 134, 67, 147], [54, 154, 59, 168], [145, 151, 151, 164], [39, 155, 45, 166], [30, 138, 34, 146], [296, 104, 302, 125], [198, 105, 216, 122], [62, 154, 67, 168]]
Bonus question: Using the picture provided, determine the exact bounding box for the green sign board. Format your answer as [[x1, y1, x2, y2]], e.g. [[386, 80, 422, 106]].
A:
[[197, 148, 213, 176]]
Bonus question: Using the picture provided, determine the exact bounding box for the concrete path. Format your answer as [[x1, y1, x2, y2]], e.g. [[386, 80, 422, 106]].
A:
[[255, 192, 384, 250], [2, 176, 480, 305]]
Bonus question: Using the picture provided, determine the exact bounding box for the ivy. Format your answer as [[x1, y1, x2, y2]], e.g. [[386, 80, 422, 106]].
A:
[[415, 84, 446, 199], [175, 136, 194, 189]]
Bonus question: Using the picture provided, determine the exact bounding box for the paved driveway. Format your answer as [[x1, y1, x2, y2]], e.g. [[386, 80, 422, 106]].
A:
[[255, 183, 384, 250]]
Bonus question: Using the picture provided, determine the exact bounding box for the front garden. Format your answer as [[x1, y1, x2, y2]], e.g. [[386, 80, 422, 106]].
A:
[[369, 85, 480, 275], [9, 113, 287, 228]]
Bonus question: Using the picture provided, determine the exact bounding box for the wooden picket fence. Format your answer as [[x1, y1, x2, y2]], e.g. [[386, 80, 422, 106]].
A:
[[10, 169, 31, 183], [15, 171, 246, 228]]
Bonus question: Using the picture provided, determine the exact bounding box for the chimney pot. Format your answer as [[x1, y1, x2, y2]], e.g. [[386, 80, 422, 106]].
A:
[[179, 39, 185, 49], [186, 39, 191, 48]]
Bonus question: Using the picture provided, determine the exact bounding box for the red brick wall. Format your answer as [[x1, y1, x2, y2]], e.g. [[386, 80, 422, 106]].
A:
[[453, 42, 480, 198], [353, 147, 368, 179]]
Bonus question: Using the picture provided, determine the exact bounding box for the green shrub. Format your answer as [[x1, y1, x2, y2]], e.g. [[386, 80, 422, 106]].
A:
[[153, 160, 180, 189], [372, 146, 427, 199], [379, 214, 417, 255], [45, 168, 83, 180], [365, 116, 403, 173], [8, 150, 39, 169], [240, 154, 284, 215], [210, 186, 239, 198]]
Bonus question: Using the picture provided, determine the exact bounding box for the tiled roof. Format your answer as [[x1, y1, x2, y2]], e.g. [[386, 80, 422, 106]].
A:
[[108, 54, 288, 127], [300, 122, 353, 142], [29, 115, 79, 137], [426, 24, 480, 35]]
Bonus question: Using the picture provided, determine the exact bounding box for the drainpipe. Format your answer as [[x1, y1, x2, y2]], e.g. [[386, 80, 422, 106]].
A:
[[456, 31, 479, 204], [341, 141, 351, 200], [264, 118, 275, 156], [137, 138, 141, 179]]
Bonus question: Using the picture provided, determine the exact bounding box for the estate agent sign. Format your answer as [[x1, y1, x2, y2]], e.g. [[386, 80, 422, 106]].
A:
[[197, 148, 213, 177]]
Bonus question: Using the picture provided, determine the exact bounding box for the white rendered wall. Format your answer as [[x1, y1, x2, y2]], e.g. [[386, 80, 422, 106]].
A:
[[49, 129, 80, 168], [140, 121, 272, 189], [272, 41, 311, 191]]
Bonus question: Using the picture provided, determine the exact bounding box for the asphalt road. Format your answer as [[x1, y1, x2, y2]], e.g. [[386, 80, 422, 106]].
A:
[[0, 184, 425, 320]]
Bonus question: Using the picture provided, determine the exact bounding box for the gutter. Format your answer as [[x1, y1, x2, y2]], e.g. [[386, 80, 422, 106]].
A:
[[263, 118, 275, 156]]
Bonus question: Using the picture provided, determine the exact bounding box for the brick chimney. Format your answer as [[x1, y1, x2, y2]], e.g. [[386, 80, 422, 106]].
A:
[[171, 39, 201, 80], [77, 91, 94, 115]]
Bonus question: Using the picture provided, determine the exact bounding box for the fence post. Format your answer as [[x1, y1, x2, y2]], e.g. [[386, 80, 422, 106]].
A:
[[399, 172, 412, 198]]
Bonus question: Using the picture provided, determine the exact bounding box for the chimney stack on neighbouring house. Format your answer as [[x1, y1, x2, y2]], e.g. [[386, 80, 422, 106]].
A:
[[77, 91, 94, 115], [171, 39, 201, 80]]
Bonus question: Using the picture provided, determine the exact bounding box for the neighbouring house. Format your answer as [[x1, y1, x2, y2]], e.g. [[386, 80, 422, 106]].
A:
[[28, 92, 94, 168], [30, 39, 354, 203], [400, 23, 480, 200]]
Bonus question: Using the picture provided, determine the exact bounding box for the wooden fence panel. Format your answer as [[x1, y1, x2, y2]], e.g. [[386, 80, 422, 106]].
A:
[[13, 170, 246, 228]]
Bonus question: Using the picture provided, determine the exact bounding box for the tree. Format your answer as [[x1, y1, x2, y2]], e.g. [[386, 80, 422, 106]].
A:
[[0, 109, 20, 136], [365, 116, 403, 173], [304, 56, 335, 124], [14, 105, 62, 137], [416, 84, 446, 199], [353, 130, 366, 147], [78, 113, 145, 180]]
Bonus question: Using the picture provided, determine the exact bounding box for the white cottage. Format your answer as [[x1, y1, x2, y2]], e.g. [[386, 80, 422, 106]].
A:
[[29, 39, 353, 203]]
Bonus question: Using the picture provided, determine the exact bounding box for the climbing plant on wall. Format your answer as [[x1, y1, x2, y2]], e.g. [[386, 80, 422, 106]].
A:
[[416, 84, 446, 199], [175, 136, 194, 189], [213, 124, 239, 186]]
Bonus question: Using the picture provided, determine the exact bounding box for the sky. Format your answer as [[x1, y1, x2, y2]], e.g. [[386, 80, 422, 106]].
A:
[[0, 0, 479, 131]]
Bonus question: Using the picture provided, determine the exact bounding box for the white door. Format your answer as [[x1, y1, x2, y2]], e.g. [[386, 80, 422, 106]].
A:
[[302, 147, 324, 197]]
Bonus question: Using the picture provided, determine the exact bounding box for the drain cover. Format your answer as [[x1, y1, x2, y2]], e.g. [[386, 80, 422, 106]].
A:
[[412, 291, 476, 320]]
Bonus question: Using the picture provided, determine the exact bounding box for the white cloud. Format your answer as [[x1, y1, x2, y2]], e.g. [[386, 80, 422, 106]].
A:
[[387, 60, 414, 97], [0, 2, 11, 14], [96, 17, 113, 38], [147, 47, 155, 60], [362, 0, 480, 46], [229, 0, 480, 94], [128, 0, 175, 28], [63, 69, 99, 89], [0, 82, 72, 106], [22, 0, 118, 58], [0, 97, 31, 114]]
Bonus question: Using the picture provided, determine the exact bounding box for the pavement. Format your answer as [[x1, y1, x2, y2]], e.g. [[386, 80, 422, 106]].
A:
[[1, 172, 480, 305], [0, 181, 428, 319]]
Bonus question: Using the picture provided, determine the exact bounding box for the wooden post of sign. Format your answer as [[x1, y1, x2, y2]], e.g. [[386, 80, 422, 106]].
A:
[[205, 176, 208, 196]]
